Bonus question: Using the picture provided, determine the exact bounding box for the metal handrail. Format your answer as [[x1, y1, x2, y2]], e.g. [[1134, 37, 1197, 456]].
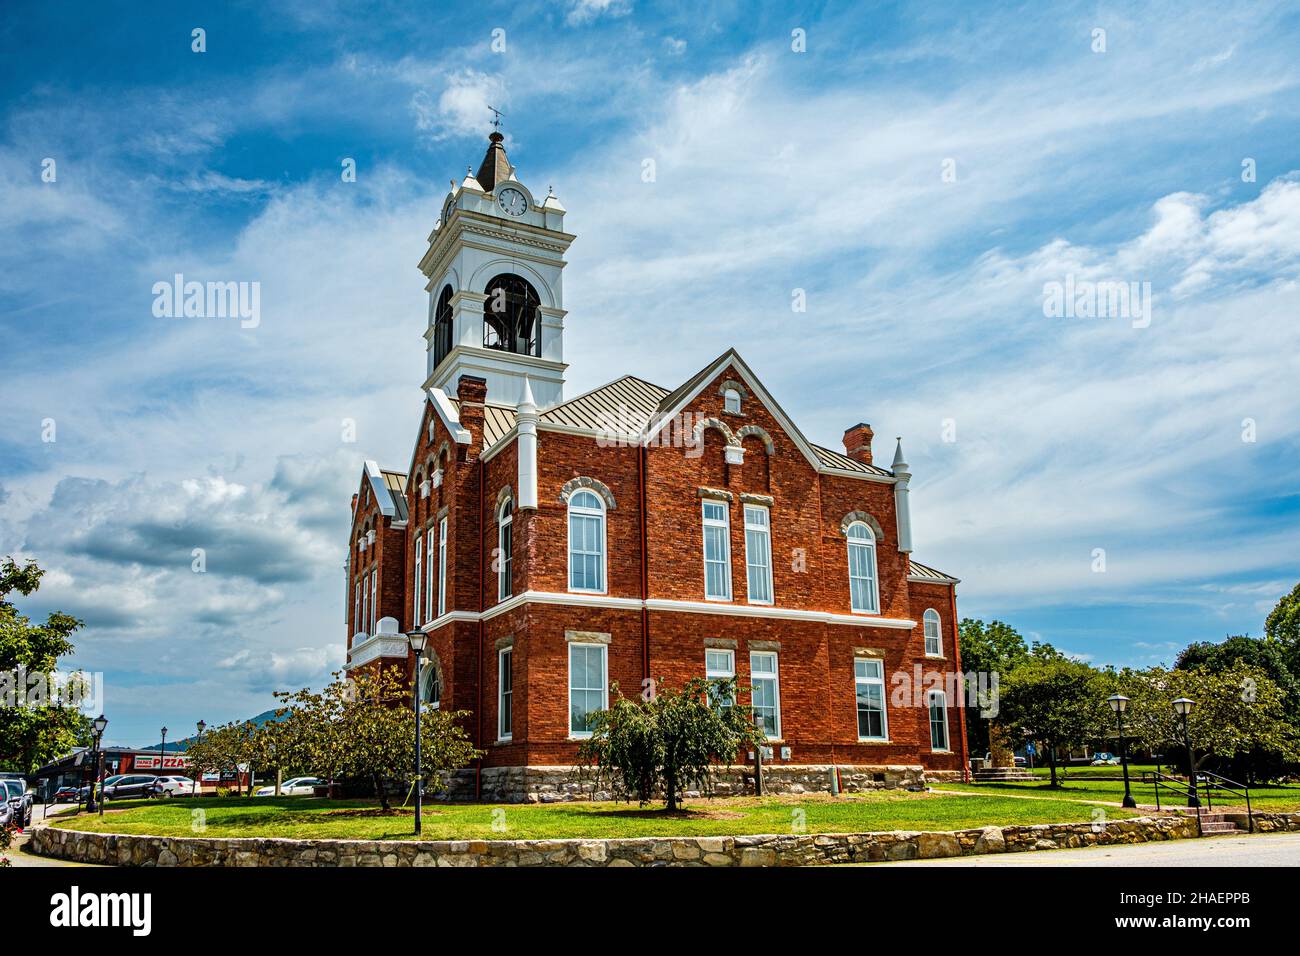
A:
[[1193, 769, 1254, 832], [1141, 770, 1202, 837]]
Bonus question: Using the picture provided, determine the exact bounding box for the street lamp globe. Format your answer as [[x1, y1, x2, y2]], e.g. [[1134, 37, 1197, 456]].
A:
[[196, 719, 206, 735], [1171, 697, 1196, 717], [407, 630, 428, 654], [92, 714, 108, 736], [1106, 693, 1129, 715]]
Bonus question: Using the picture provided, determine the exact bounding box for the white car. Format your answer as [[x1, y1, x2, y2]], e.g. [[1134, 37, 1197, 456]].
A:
[[254, 777, 324, 797], [152, 776, 202, 797]]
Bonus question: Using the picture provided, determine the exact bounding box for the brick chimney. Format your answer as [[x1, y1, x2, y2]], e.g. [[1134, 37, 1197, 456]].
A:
[[457, 375, 488, 457], [843, 422, 874, 465]]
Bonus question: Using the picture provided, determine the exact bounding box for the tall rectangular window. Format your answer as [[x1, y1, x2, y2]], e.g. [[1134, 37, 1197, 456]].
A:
[[413, 535, 423, 626], [498, 648, 513, 740], [928, 690, 950, 751], [923, 609, 942, 657], [568, 642, 607, 738], [705, 648, 735, 711], [360, 577, 368, 636], [437, 516, 448, 616], [750, 651, 781, 738], [743, 504, 773, 603], [425, 524, 435, 623], [498, 501, 513, 600], [846, 523, 880, 613], [353, 580, 361, 635], [369, 569, 377, 634], [702, 500, 731, 600], [855, 658, 888, 741]]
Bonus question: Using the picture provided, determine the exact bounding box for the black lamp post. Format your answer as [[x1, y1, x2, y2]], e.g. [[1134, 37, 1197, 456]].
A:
[[1107, 694, 1137, 809], [1172, 697, 1199, 808], [195, 720, 206, 793], [87, 713, 107, 814], [159, 726, 168, 774], [407, 630, 428, 836]]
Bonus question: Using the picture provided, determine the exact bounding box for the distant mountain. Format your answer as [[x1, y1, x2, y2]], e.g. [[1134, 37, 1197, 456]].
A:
[[139, 709, 284, 751]]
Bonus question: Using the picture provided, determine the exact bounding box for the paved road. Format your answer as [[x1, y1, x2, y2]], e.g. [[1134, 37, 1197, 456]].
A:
[[873, 832, 1300, 866]]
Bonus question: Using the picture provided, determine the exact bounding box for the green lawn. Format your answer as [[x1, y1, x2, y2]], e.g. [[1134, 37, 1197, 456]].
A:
[[1029, 764, 1161, 779], [946, 778, 1300, 811], [49, 791, 1141, 841]]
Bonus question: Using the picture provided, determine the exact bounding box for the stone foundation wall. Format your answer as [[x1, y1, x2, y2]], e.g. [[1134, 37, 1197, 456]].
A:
[[438, 764, 935, 803], [34, 811, 1271, 868]]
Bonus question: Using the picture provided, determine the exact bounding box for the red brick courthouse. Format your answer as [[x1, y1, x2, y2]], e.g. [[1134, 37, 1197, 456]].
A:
[[344, 131, 969, 800]]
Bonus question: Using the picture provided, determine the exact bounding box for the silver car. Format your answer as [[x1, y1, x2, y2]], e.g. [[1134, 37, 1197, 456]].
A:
[[2, 779, 33, 827]]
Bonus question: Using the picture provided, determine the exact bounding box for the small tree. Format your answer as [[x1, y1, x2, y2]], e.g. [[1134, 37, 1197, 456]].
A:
[[580, 677, 764, 811], [286, 667, 479, 809], [184, 720, 259, 794], [998, 657, 1108, 786], [1, 557, 88, 775]]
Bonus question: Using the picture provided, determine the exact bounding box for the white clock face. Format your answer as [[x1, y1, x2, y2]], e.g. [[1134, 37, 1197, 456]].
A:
[[497, 187, 528, 217]]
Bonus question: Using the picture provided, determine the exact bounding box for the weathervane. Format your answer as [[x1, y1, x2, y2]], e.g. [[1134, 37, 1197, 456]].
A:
[[488, 105, 504, 130]]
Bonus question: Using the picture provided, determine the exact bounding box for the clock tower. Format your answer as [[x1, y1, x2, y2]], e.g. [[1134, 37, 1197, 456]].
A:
[[417, 130, 572, 409]]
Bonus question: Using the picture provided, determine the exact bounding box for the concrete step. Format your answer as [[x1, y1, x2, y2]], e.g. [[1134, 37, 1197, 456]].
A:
[[1200, 821, 1240, 834]]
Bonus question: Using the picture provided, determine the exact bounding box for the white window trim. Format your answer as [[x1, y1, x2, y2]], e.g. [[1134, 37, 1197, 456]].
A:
[[701, 500, 732, 602], [437, 516, 448, 617], [413, 535, 423, 626], [923, 608, 943, 657], [928, 689, 951, 752], [723, 387, 741, 414], [497, 647, 513, 741], [498, 499, 513, 601], [353, 580, 361, 635], [568, 641, 608, 739], [750, 650, 781, 739], [846, 521, 881, 615], [742, 503, 774, 605], [425, 523, 436, 624], [705, 648, 735, 709], [369, 569, 377, 634], [567, 491, 608, 595], [854, 657, 889, 742]]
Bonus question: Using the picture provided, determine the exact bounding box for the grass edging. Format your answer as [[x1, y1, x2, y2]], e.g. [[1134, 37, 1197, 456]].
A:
[[33, 811, 1287, 867]]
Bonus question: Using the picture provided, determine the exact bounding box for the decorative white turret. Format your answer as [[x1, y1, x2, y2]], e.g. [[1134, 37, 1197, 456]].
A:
[[418, 130, 572, 410], [517, 377, 539, 510], [892, 438, 913, 554]]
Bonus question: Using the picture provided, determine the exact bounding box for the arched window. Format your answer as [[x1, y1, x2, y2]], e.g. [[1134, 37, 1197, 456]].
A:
[[420, 659, 442, 710], [846, 522, 879, 613], [498, 496, 514, 600], [483, 274, 541, 356], [567, 489, 606, 593], [923, 608, 942, 657], [723, 387, 742, 414], [433, 285, 454, 368]]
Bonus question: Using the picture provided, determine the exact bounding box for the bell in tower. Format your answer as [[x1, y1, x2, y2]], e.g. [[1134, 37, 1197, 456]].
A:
[[417, 128, 572, 410]]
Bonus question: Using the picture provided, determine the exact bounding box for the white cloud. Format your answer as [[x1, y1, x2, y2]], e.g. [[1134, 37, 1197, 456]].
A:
[[566, 0, 632, 26]]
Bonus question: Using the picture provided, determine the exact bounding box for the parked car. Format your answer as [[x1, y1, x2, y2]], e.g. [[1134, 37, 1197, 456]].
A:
[[81, 774, 160, 801], [152, 776, 202, 798], [54, 785, 81, 803], [254, 776, 324, 797], [2, 778, 33, 827]]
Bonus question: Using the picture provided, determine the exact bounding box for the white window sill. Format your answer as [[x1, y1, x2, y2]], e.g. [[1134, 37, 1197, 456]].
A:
[[858, 738, 892, 744], [850, 608, 882, 617], [568, 734, 594, 741], [931, 749, 953, 755]]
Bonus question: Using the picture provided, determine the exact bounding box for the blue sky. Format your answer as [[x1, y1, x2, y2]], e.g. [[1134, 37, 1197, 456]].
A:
[[2, 0, 1299, 746]]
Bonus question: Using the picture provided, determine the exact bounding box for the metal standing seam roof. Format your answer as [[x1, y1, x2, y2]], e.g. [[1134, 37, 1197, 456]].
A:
[[908, 559, 960, 584], [380, 470, 409, 522], [440, 365, 891, 481]]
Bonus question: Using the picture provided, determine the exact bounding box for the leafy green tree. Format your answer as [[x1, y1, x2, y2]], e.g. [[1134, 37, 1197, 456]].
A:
[[278, 666, 479, 809], [957, 619, 1030, 759], [997, 658, 1109, 786], [1265, 582, 1300, 647], [1108, 663, 1299, 783], [0, 557, 88, 774], [184, 720, 259, 794], [579, 677, 764, 811]]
